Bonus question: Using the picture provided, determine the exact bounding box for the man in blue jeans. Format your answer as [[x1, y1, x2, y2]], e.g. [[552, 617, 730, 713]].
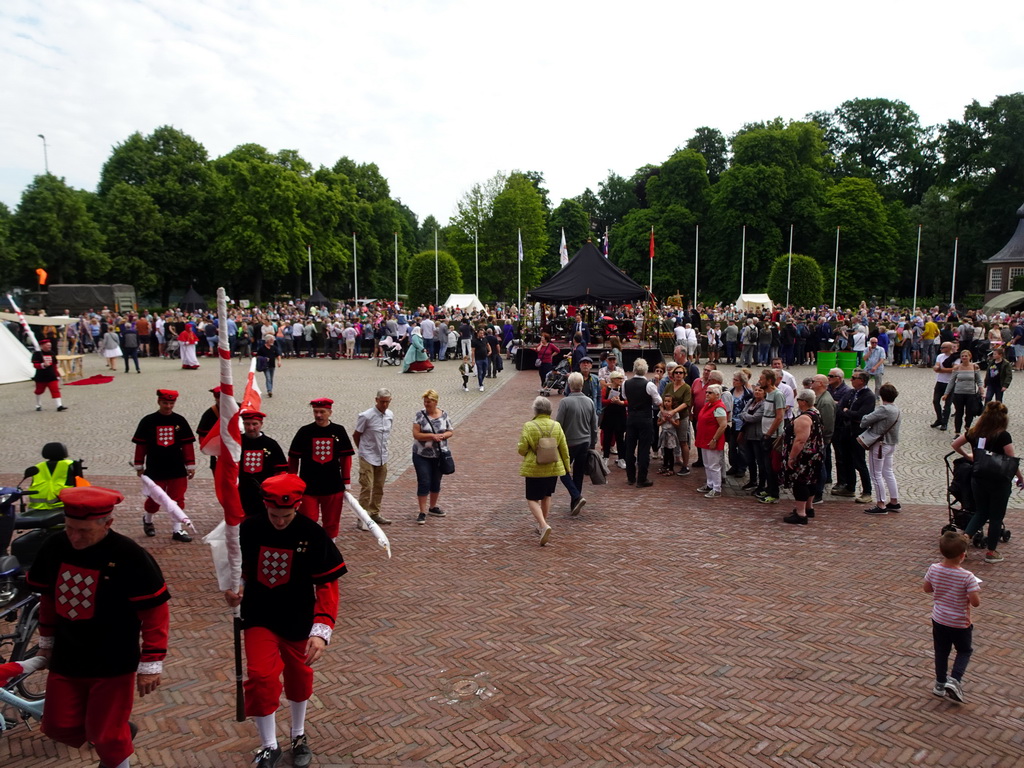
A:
[[555, 372, 599, 516]]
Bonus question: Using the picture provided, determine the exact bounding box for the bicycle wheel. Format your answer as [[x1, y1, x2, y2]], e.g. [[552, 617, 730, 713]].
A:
[[12, 601, 45, 701]]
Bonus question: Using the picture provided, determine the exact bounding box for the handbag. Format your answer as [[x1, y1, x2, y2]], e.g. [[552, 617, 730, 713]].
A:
[[973, 449, 1019, 481], [535, 421, 559, 465], [256, 355, 269, 372], [857, 411, 899, 452], [422, 410, 455, 474]]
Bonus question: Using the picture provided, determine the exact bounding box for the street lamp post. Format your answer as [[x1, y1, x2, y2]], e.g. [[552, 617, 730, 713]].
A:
[[37, 134, 48, 174]]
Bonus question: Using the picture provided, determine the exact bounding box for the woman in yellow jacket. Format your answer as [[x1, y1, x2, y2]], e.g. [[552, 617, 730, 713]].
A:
[[518, 396, 571, 546]]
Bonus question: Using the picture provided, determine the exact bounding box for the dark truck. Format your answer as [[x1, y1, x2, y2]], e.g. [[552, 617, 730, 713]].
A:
[[13, 284, 137, 316]]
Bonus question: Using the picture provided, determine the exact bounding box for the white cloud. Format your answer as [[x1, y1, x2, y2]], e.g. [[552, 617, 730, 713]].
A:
[[2, 0, 1022, 225]]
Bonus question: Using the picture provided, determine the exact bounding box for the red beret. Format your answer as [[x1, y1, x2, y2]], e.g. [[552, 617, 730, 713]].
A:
[[261, 474, 306, 508], [210, 386, 222, 395], [156, 389, 179, 401], [40, 338, 52, 345], [240, 410, 266, 421], [60, 486, 125, 520], [309, 398, 334, 408]]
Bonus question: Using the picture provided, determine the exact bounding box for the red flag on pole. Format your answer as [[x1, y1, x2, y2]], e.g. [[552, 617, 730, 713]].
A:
[[649, 227, 655, 260]]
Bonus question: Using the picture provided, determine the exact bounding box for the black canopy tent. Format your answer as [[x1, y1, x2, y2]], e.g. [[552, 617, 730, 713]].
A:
[[526, 242, 648, 304], [306, 289, 330, 307], [180, 285, 206, 312]]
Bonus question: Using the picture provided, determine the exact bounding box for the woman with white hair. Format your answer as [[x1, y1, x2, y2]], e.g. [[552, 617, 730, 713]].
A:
[[781, 389, 824, 524], [518, 396, 571, 545], [694, 384, 728, 498]]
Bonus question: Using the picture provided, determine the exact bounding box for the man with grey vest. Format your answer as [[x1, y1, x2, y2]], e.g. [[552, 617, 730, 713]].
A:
[[623, 358, 663, 488], [555, 372, 599, 516]]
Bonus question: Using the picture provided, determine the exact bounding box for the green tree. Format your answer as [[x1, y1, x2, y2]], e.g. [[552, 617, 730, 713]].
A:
[[96, 182, 162, 295], [685, 127, 728, 184], [809, 97, 937, 206], [646, 149, 711, 216], [405, 250, 462, 309], [766, 253, 824, 307], [98, 126, 212, 305], [572, 187, 601, 232], [818, 177, 898, 304], [0, 202, 20, 289], [11, 175, 108, 285], [546, 198, 590, 278], [596, 171, 640, 233], [483, 174, 547, 303]]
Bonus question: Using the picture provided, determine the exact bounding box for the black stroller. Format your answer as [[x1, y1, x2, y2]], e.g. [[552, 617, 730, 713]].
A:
[[539, 357, 570, 397], [943, 451, 1012, 547]]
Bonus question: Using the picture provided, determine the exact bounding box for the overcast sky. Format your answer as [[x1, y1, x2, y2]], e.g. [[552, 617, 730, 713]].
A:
[[3, 0, 1022, 226]]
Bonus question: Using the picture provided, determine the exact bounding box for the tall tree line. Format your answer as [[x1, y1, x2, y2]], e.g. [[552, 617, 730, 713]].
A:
[[2, 93, 1022, 307]]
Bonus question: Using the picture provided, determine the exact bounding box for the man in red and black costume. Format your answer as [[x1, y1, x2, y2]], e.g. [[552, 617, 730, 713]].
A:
[[27, 486, 170, 768], [32, 337, 67, 412], [225, 473, 346, 768], [288, 398, 354, 539], [131, 389, 196, 542], [239, 409, 288, 519]]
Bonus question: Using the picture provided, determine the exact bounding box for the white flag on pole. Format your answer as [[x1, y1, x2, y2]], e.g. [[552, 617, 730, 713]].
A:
[[518, 229, 523, 262], [559, 228, 568, 268]]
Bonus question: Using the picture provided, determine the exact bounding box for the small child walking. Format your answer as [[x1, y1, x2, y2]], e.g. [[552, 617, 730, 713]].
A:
[[657, 396, 681, 475], [459, 361, 474, 392], [923, 531, 981, 703]]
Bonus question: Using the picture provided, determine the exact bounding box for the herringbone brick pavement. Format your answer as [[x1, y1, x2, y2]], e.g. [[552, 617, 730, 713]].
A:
[[1, 365, 1022, 767]]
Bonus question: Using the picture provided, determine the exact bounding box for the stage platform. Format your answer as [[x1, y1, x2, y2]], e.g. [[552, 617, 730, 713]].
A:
[[515, 341, 664, 371]]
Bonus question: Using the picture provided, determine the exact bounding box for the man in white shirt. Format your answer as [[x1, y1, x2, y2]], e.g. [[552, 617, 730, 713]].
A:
[[352, 389, 394, 528], [420, 316, 436, 360]]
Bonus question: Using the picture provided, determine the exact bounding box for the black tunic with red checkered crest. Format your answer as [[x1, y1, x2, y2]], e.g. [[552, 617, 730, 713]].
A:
[[239, 513, 346, 642]]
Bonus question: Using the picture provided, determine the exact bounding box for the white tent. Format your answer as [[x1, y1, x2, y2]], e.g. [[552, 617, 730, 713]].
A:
[[0, 312, 79, 326], [0, 323, 35, 384], [735, 293, 774, 312], [442, 293, 484, 312]]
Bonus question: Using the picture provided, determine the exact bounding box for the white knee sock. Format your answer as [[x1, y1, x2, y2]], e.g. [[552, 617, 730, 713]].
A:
[[55, 397, 63, 407], [288, 699, 307, 739], [35, 394, 42, 407], [171, 520, 182, 533], [143, 513, 154, 524], [254, 713, 277, 748]]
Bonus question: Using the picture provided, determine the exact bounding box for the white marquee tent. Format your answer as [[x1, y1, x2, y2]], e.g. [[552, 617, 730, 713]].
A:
[[442, 293, 484, 312], [734, 293, 774, 312], [0, 323, 35, 384]]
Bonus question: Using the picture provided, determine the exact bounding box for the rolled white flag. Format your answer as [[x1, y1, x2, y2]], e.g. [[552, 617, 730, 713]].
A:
[[344, 491, 391, 558], [204, 520, 243, 592], [140, 474, 196, 532]]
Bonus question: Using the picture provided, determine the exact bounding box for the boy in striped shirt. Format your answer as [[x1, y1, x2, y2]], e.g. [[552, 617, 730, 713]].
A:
[[923, 532, 981, 703]]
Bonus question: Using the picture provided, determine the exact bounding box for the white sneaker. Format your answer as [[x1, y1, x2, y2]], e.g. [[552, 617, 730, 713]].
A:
[[616, 459, 626, 469], [462, 385, 468, 391], [479, 385, 484, 392]]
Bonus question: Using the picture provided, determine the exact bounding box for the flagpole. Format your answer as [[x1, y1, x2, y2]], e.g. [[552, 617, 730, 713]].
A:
[[307, 244, 313, 296], [649, 226, 654, 295], [517, 227, 522, 308], [950, 236, 959, 309], [434, 229, 439, 308], [832, 226, 840, 309], [353, 232, 358, 304], [785, 224, 794, 307], [740, 225, 746, 296], [394, 231, 398, 305], [912, 224, 922, 315], [694, 225, 699, 304], [474, 228, 479, 297]]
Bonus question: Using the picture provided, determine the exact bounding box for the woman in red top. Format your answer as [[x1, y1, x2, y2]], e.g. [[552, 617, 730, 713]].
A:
[[694, 384, 728, 498], [534, 332, 559, 387]]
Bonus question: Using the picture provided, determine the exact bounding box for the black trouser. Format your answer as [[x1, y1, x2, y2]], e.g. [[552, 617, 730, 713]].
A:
[[851, 437, 871, 494], [950, 392, 975, 434], [933, 382, 952, 424], [624, 414, 654, 483], [123, 347, 140, 372], [727, 426, 746, 474], [966, 476, 1011, 551], [833, 432, 852, 490], [743, 436, 763, 489], [558, 441, 590, 502], [932, 620, 973, 684]]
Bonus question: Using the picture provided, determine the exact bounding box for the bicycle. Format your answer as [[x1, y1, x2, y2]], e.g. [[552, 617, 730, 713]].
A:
[[0, 589, 43, 701]]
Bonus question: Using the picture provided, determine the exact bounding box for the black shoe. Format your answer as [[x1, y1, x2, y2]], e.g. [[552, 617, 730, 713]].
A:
[[626, 477, 636, 486], [56, 405, 68, 412], [171, 530, 193, 543], [813, 496, 823, 504], [637, 479, 653, 488], [428, 506, 446, 517], [783, 511, 808, 525], [938, 425, 947, 431], [806, 508, 815, 518], [143, 518, 156, 537], [741, 480, 758, 490], [416, 512, 426, 525], [885, 502, 902, 512], [253, 745, 283, 768], [692, 461, 704, 468], [930, 421, 942, 428], [291, 735, 312, 768]]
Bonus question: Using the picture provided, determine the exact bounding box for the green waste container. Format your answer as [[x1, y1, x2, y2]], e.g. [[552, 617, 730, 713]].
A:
[[817, 352, 837, 376], [838, 351, 858, 378]]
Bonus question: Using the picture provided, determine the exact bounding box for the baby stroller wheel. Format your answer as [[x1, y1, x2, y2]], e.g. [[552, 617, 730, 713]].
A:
[[940, 524, 957, 534], [972, 532, 985, 548], [1001, 529, 1011, 543]]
